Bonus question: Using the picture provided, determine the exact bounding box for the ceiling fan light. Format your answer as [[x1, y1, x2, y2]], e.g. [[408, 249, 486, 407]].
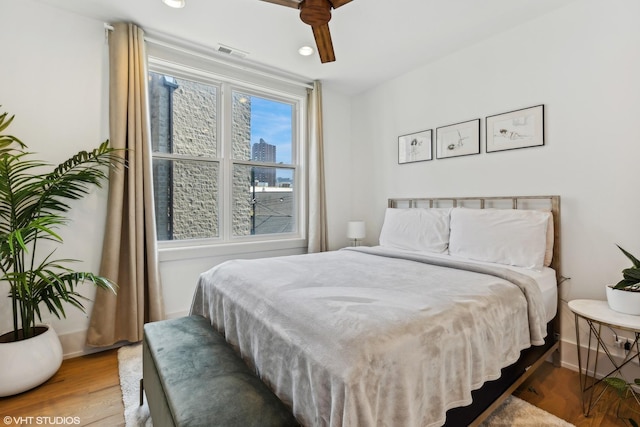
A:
[[298, 46, 314, 56], [162, 0, 185, 8]]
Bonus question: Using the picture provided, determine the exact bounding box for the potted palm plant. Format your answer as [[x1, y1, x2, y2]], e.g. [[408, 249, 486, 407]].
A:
[[0, 109, 119, 396], [606, 245, 640, 315]]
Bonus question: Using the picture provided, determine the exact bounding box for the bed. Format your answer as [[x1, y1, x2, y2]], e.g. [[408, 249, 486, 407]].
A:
[[190, 195, 561, 426]]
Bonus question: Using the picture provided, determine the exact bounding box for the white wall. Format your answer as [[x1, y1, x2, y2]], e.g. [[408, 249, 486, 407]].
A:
[[349, 0, 640, 370], [0, 1, 110, 356], [322, 87, 353, 250], [0, 0, 353, 356]]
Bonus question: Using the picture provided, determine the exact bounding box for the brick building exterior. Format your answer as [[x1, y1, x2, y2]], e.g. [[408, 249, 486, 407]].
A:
[[149, 74, 293, 240]]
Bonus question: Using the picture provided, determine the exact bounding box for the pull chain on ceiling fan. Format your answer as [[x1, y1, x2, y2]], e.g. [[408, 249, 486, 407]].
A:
[[260, 0, 354, 63]]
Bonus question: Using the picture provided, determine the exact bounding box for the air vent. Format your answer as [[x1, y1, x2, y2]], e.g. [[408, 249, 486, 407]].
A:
[[216, 44, 249, 59]]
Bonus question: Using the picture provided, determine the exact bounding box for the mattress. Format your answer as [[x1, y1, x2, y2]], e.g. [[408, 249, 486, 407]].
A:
[[190, 247, 549, 427]]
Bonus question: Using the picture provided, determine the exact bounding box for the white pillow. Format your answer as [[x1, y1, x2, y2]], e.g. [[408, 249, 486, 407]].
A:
[[379, 208, 451, 253], [449, 208, 551, 270]]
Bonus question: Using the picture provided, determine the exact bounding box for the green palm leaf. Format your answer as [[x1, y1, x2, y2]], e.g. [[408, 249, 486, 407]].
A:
[[0, 109, 121, 341]]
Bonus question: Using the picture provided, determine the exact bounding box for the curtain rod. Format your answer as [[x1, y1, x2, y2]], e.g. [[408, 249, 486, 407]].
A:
[[104, 23, 113, 42], [144, 36, 314, 90], [104, 23, 313, 90]]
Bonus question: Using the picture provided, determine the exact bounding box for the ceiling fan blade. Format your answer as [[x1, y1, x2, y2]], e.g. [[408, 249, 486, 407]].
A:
[[260, 0, 300, 9], [312, 23, 335, 63], [328, 0, 352, 9]]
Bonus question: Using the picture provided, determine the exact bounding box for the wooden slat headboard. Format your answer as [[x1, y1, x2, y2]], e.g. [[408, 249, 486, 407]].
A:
[[387, 195, 561, 280]]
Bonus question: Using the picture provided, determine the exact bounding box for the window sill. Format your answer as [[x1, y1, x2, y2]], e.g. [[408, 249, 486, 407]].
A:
[[158, 238, 308, 262]]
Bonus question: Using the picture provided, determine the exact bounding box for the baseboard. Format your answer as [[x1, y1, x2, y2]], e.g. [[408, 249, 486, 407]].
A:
[[559, 337, 640, 380], [57, 329, 121, 359], [164, 310, 189, 320], [58, 310, 190, 358]]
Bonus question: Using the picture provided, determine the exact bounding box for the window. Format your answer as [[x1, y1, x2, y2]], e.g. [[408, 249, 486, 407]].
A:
[[148, 65, 304, 246]]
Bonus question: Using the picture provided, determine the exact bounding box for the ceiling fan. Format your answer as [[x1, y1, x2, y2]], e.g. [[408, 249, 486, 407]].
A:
[[260, 0, 353, 63]]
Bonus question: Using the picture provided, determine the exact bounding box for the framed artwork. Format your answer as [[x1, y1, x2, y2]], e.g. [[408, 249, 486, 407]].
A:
[[398, 129, 433, 164], [435, 119, 480, 159], [486, 105, 544, 153]]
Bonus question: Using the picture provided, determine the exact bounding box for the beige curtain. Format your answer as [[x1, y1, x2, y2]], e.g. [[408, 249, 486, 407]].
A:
[[307, 81, 328, 252], [87, 23, 164, 347]]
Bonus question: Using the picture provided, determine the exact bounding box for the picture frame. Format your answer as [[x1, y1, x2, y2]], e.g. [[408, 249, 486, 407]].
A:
[[398, 129, 433, 164], [435, 119, 480, 159], [486, 105, 544, 153]]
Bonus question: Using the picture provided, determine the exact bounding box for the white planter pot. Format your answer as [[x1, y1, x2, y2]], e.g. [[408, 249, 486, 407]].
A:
[[606, 285, 640, 316], [0, 324, 63, 397]]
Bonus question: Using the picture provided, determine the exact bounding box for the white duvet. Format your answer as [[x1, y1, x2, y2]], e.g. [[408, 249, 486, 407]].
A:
[[190, 246, 548, 427]]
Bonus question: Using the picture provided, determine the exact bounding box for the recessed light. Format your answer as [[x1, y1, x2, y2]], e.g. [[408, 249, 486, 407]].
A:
[[298, 46, 314, 57], [162, 0, 185, 8]]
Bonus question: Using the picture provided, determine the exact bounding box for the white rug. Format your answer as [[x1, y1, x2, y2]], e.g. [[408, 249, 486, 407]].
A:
[[118, 343, 574, 427], [118, 344, 152, 427], [479, 395, 574, 427]]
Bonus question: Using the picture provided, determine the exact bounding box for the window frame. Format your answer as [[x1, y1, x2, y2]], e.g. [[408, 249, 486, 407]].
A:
[[148, 57, 308, 252]]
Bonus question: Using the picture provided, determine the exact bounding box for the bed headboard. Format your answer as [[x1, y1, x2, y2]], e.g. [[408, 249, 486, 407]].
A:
[[387, 195, 561, 280]]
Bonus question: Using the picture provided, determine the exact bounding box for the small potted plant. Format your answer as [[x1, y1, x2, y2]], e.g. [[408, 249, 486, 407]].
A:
[[606, 245, 640, 315], [0, 109, 119, 396]]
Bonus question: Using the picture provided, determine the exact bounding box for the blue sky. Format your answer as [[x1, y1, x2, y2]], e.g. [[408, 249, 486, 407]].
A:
[[250, 96, 292, 165]]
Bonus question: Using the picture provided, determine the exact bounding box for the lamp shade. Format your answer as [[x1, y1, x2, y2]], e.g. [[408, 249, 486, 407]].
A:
[[347, 221, 366, 240]]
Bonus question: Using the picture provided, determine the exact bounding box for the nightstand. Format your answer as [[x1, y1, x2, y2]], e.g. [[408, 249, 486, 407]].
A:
[[568, 299, 640, 416]]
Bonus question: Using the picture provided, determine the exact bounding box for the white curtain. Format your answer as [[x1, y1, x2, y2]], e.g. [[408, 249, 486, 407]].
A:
[[87, 22, 165, 347], [307, 81, 328, 253]]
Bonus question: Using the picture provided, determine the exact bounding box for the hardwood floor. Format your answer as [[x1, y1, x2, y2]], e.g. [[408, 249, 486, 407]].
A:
[[0, 349, 637, 426], [513, 362, 638, 426], [0, 349, 124, 426]]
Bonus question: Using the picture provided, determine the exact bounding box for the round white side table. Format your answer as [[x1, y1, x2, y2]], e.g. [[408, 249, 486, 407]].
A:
[[568, 299, 640, 416]]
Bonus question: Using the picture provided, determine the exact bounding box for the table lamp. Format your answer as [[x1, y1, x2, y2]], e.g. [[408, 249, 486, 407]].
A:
[[347, 221, 366, 247]]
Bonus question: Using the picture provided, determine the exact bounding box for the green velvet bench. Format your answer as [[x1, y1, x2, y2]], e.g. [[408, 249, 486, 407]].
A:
[[142, 315, 300, 427]]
